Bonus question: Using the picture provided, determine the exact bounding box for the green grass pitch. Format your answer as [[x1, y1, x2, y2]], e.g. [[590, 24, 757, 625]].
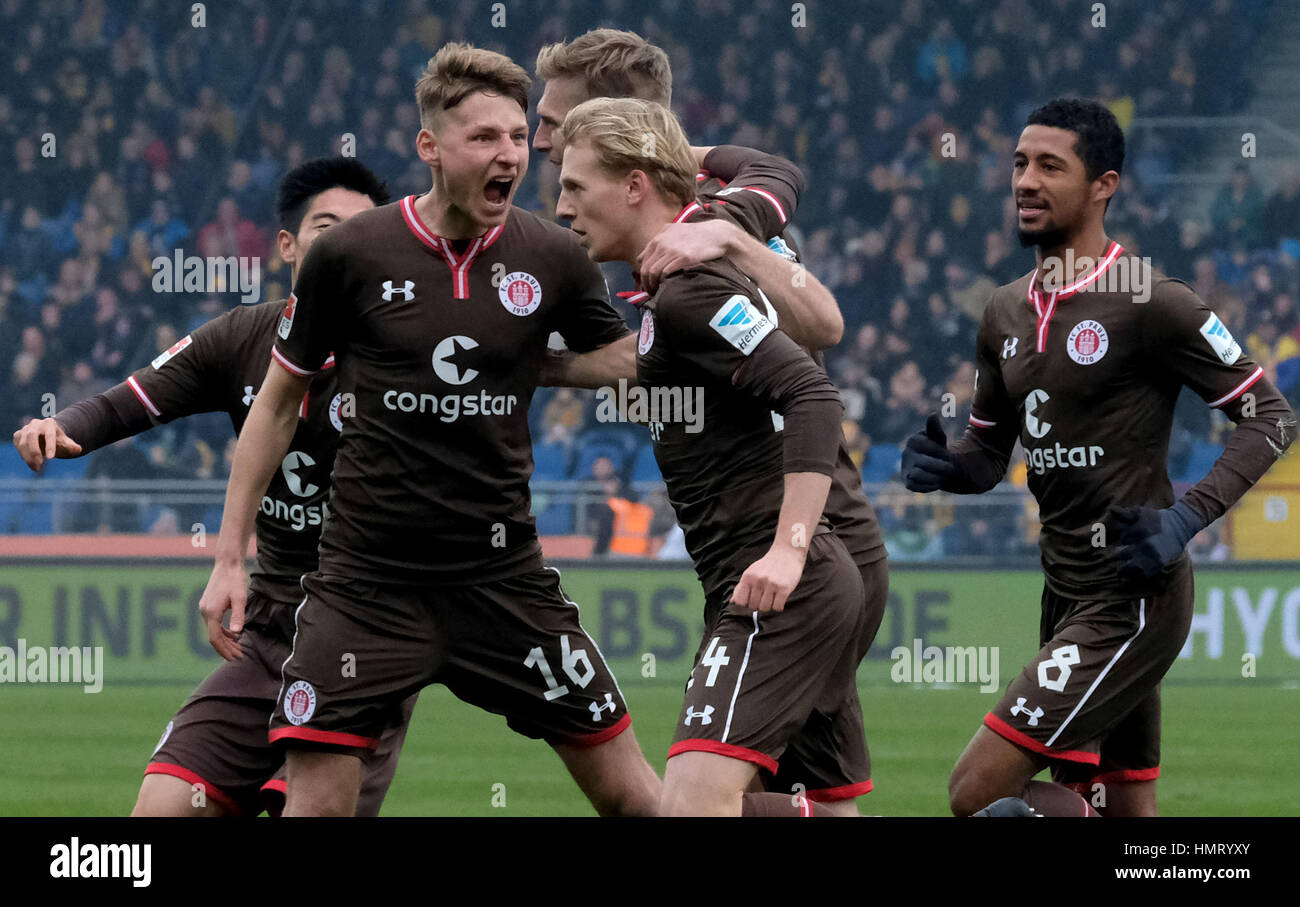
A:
[[1, 677, 1294, 816]]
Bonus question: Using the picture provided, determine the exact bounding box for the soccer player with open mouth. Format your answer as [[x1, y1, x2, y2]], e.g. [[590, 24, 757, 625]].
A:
[[901, 98, 1295, 816], [195, 44, 660, 817], [535, 29, 889, 815], [558, 96, 875, 817], [12, 158, 415, 817]]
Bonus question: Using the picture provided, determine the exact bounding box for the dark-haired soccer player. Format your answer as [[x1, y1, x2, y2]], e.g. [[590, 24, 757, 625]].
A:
[[559, 96, 872, 817], [901, 98, 1295, 816], [197, 44, 661, 817], [537, 29, 888, 815], [13, 157, 414, 817]]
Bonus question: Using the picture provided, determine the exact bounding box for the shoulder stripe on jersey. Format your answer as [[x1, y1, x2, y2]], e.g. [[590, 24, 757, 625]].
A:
[[126, 375, 161, 418], [738, 186, 787, 223], [1046, 598, 1145, 748], [969, 415, 997, 429], [1208, 365, 1264, 408], [271, 345, 318, 377]]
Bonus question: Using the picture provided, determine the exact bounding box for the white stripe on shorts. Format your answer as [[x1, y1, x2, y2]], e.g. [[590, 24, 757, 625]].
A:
[[1045, 598, 1146, 748]]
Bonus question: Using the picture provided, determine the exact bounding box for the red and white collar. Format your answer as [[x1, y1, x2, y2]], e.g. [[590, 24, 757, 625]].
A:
[[399, 194, 506, 300]]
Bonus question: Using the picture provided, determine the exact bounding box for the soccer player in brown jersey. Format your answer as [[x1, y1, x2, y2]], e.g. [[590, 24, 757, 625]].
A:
[[12, 157, 415, 817], [558, 97, 875, 817], [536, 29, 888, 815], [196, 44, 661, 817], [901, 98, 1295, 816]]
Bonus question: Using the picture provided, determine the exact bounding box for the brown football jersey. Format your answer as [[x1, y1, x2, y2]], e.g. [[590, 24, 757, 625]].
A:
[[960, 244, 1288, 597], [273, 199, 630, 585], [121, 301, 341, 604], [691, 146, 886, 570]]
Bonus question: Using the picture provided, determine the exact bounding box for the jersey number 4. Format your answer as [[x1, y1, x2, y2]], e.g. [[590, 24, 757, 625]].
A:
[[524, 635, 596, 701]]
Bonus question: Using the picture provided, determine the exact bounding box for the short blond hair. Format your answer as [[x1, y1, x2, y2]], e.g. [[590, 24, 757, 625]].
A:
[[561, 97, 695, 206], [415, 42, 530, 129], [536, 29, 672, 107]]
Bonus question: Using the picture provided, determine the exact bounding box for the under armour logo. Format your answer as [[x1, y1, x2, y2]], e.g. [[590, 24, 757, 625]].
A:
[[242, 386, 256, 407], [588, 693, 617, 722], [382, 279, 414, 301], [684, 705, 714, 726], [1010, 697, 1043, 727], [1003, 337, 1019, 359]]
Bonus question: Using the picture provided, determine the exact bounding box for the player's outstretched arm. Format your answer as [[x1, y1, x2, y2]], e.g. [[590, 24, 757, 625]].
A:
[[540, 334, 636, 388], [15, 310, 243, 470], [200, 359, 309, 660]]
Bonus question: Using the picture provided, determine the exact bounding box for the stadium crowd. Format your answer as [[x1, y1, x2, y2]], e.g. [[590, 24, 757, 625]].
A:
[[1, 0, 1296, 557]]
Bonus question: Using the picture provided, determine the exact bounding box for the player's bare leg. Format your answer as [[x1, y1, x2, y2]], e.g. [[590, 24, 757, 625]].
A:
[[282, 750, 363, 817], [950, 726, 1097, 816], [1093, 779, 1158, 816], [131, 774, 227, 817], [552, 727, 661, 816], [662, 751, 755, 816]]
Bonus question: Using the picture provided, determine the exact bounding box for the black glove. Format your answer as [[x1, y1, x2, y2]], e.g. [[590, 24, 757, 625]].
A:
[[1104, 500, 1204, 581], [901, 413, 955, 493]]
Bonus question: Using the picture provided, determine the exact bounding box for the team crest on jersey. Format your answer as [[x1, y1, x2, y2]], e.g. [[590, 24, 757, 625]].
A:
[[638, 311, 655, 354], [1066, 320, 1109, 365], [284, 681, 317, 726], [499, 271, 542, 316], [329, 393, 345, 432], [151, 334, 192, 370], [1199, 313, 1242, 364], [277, 295, 297, 340]]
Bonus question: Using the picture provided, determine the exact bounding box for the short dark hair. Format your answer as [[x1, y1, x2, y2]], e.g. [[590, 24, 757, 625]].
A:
[[1026, 97, 1124, 182], [276, 156, 389, 233]]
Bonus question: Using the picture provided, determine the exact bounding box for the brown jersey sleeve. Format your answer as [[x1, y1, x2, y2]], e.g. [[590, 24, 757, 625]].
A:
[[546, 231, 632, 353], [658, 269, 841, 476], [273, 229, 354, 375], [55, 309, 237, 452], [1145, 279, 1296, 524], [701, 146, 804, 243], [945, 298, 1019, 493]]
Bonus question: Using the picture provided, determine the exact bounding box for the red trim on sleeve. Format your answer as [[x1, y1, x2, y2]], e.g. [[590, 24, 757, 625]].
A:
[[739, 186, 787, 223], [1090, 766, 1160, 784], [983, 713, 1101, 765], [668, 739, 780, 774], [144, 762, 243, 815], [126, 375, 162, 418], [1208, 366, 1263, 408], [806, 779, 874, 802], [969, 414, 997, 429], [269, 727, 381, 752], [270, 345, 319, 377]]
